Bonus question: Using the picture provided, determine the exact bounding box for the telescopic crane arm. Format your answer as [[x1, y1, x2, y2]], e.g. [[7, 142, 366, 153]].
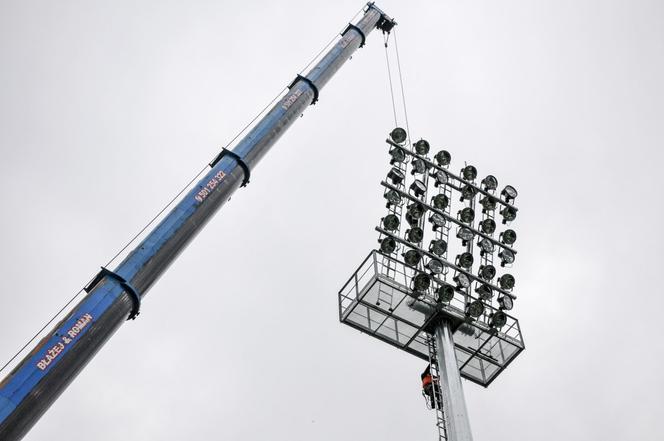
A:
[[0, 4, 395, 439]]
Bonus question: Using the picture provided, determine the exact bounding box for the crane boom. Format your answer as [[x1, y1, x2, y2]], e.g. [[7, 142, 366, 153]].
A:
[[0, 4, 395, 439]]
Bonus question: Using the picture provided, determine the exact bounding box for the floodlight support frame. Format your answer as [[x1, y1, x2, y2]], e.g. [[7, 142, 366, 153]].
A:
[[434, 320, 474, 441]]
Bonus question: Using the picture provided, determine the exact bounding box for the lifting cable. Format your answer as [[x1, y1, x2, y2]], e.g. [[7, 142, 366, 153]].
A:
[[0, 4, 368, 377], [383, 28, 412, 145]]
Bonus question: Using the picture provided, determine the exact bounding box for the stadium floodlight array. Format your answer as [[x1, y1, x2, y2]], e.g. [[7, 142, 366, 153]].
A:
[[338, 127, 525, 388], [376, 127, 520, 327]]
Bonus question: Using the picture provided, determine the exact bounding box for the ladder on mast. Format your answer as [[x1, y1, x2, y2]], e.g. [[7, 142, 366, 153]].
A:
[[427, 333, 449, 441]]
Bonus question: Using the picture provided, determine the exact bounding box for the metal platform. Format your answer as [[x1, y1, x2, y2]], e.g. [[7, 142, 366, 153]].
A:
[[339, 250, 525, 387]]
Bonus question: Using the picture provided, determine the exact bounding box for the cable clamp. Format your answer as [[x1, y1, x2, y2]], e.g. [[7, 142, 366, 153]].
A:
[[209, 148, 251, 187], [342, 23, 366, 48], [288, 74, 319, 105], [85, 267, 141, 320]]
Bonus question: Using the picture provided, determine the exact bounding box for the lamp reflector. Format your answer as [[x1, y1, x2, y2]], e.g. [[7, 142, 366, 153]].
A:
[[429, 239, 447, 256], [498, 274, 515, 290], [410, 180, 427, 197], [407, 227, 424, 243], [434, 150, 451, 166], [429, 213, 445, 230], [501, 229, 517, 245], [467, 300, 485, 318], [382, 214, 400, 231], [404, 249, 422, 266], [380, 237, 397, 254], [389, 147, 406, 164], [454, 272, 471, 289], [459, 207, 475, 224], [499, 249, 515, 266], [414, 139, 430, 155], [434, 170, 448, 186], [478, 264, 496, 281], [427, 259, 444, 274], [462, 165, 477, 181], [501, 185, 518, 202], [436, 284, 455, 303], [390, 127, 407, 144], [475, 283, 493, 300], [457, 252, 474, 269], [388, 168, 405, 185], [490, 311, 508, 328], [384, 189, 402, 207], [501, 206, 517, 223], [412, 272, 431, 292], [480, 218, 496, 234], [432, 194, 449, 210], [498, 295, 514, 311], [481, 175, 498, 191]]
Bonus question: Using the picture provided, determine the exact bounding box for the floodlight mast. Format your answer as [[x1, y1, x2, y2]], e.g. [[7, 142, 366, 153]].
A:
[[0, 4, 395, 440], [434, 320, 473, 441]]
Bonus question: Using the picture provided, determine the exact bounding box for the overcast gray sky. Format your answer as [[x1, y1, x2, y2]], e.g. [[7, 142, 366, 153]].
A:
[[1, 1, 663, 440]]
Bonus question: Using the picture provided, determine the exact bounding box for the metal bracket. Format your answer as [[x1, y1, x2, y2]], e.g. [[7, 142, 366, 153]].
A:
[[342, 23, 366, 48], [209, 148, 251, 187], [85, 267, 141, 320], [288, 74, 319, 105]]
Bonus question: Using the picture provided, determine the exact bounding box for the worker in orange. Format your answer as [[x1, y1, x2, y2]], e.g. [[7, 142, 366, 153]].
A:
[[421, 364, 438, 408]]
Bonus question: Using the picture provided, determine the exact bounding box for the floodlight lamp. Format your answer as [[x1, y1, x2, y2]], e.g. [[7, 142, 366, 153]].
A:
[[498, 274, 515, 290], [501, 229, 517, 245], [454, 272, 471, 289], [481, 175, 498, 191], [414, 139, 430, 155], [460, 185, 477, 201], [427, 258, 444, 274], [406, 227, 424, 243], [410, 180, 427, 197], [480, 218, 496, 234], [384, 189, 402, 207], [432, 194, 449, 210], [490, 311, 508, 328], [405, 212, 418, 227], [498, 295, 514, 311], [499, 249, 515, 266], [462, 165, 478, 181], [429, 239, 447, 256], [429, 213, 445, 230], [434, 150, 451, 166], [457, 252, 474, 269], [501, 206, 517, 223], [389, 146, 406, 164], [411, 158, 429, 175], [412, 272, 431, 292], [382, 214, 400, 231], [436, 284, 455, 303], [433, 170, 448, 187], [387, 168, 405, 186], [475, 283, 493, 300], [390, 127, 408, 144], [456, 227, 474, 245], [501, 185, 518, 202], [407, 202, 426, 220], [379, 237, 397, 254], [480, 196, 497, 212], [403, 249, 422, 267], [459, 207, 475, 224], [478, 238, 494, 255], [478, 264, 496, 281], [467, 300, 485, 318]]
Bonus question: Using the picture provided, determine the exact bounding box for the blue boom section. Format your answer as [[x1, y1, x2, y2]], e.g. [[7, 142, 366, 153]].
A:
[[0, 4, 392, 439]]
